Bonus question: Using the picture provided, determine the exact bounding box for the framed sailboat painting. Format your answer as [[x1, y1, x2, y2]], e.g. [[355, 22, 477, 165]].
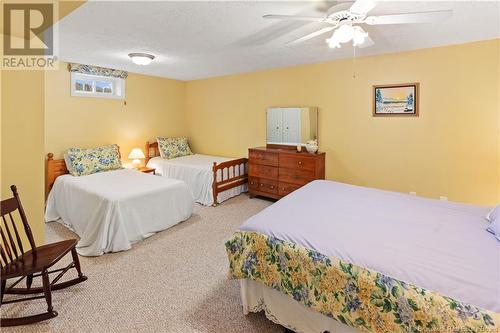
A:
[[373, 83, 419, 117]]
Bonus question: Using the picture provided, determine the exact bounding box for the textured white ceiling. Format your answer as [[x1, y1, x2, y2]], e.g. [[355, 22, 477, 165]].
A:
[[57, 1, 500, 81]]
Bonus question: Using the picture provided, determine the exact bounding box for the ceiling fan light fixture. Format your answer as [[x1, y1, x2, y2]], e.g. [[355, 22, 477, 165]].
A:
[[326, 37, 340, 49], [325, 24, 369, 49], [128, 53, 155, 65], [352, 26, 369, 46], [326, 36, 341, 49], [334, 24, 355, 43]]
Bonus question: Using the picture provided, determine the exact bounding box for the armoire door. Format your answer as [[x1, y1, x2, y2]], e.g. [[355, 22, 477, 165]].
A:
[[282, 107, 301, 144], [266, 108, 283, 144]]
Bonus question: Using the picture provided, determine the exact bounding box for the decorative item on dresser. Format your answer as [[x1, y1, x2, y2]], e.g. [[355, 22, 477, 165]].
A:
[[248, 146, 325, 199]]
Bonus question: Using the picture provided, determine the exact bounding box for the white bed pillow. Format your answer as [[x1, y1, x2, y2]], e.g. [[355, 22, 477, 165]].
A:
[[485, 205, 500, 242], [486, 217, 500, 242], [486, 204, 499, 222]]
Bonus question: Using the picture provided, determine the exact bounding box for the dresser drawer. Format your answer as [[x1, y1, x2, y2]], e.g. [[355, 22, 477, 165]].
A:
[[249, 150, 278, 167], [249, 177, 278, 196], [279, 154, 316, 173], [256, 178, 278, 195], [248, 177, 259, 190], [249, 163, 278, 179], [278, 182, 303, 196], [279, 168, 315, 185]]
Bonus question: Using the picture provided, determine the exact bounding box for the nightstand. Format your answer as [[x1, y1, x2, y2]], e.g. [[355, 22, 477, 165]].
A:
[[137, 167, 155, 175]]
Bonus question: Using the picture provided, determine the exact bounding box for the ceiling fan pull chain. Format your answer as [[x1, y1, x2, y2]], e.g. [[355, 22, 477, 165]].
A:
[[352, 45, 357, 79]]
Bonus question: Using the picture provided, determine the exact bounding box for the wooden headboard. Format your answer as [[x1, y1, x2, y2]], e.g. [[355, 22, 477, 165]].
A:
[[46, 146, 122, 198], [46, 153, 69, 197], [145, 141, 160, 164]]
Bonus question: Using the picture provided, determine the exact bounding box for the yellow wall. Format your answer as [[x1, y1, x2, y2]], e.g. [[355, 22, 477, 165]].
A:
[[498, 39, 500, 203], [1, 69, 46, 245], [0, 2, 86, 246], [45, 62, 187, 163], [186, 39, 500, 205]]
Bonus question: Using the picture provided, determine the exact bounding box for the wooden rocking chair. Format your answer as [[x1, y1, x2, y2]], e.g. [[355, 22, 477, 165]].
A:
[[0, 185, 87, 327]]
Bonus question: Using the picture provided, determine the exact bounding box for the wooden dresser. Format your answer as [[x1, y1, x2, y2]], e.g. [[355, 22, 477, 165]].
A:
[[248, 147, 325, 200]]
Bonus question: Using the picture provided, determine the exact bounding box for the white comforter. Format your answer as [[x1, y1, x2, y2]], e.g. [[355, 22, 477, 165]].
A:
[[45, 169, 194, 256], [147, 154, 247, 206], [241, 180, 499, 312]]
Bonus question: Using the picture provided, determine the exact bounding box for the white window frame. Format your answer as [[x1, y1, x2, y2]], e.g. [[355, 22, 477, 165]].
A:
[[71, 72, 125, 99]]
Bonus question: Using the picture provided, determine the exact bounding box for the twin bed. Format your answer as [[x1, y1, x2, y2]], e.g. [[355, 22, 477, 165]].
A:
[[226, 180, 499, 333], [45, 143, 248, 256], [145, 141, 248, 206], [45, 166, 193, 256]]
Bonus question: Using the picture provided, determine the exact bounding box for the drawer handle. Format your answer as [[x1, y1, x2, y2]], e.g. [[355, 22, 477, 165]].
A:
[[298, 161, 302, 165], [260, 183, 264, 187], [270, 185, 274, 189], [250, 181, 254, 185]]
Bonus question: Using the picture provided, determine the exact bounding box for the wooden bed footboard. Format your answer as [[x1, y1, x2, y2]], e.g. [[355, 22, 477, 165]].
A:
[[212, 158, 248, 206], [146, 141, 248, 206]]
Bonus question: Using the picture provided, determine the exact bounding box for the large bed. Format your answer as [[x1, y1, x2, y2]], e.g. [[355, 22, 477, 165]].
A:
[[226, 180, 499, 333], [45, 153, 194, 256], [145, 141, 248, 206]]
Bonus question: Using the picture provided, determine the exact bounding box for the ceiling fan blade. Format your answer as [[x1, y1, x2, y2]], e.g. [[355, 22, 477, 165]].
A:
[[263, 14, 326, 22], [357, 35, 374, 48], [349, 0, 377, 15], [364, 10, 452, 25], [324, 1, 352, 15], [287, 26, 335, 45]]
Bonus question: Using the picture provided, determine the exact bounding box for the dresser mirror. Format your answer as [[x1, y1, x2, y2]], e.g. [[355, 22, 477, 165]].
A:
[[266, 107, 318, 146]]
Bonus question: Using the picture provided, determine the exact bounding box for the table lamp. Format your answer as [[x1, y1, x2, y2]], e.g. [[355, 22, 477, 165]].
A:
[[128, 148, 145, 169]]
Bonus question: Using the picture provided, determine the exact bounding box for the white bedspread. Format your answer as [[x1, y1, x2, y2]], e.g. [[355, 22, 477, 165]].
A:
[[147, 154, 247, 206], [45, 169, 194, 256], [240, 180, 499, 312]]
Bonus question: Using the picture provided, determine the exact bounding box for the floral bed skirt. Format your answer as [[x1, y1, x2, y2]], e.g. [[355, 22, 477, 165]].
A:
[[225, 231, 499, 333]]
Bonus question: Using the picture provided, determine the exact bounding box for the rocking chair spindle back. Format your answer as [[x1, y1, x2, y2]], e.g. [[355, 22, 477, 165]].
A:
[[0, 187, 36, 269], [1, 185, 88, 327]]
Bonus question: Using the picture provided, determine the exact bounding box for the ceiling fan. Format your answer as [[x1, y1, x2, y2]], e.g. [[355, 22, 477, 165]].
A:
[[263, 0, 452, 49]]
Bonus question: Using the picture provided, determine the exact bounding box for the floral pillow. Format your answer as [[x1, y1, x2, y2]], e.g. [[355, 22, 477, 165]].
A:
[[157, 137, 193, 159], [68, 144, 122, 176]]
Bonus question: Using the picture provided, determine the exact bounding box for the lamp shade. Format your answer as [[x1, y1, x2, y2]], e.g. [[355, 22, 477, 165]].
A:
[[128, 148, 145, 159]]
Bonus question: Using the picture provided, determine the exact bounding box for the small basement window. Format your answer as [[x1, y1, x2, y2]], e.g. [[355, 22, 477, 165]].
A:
[[71, 72, 125, 99]]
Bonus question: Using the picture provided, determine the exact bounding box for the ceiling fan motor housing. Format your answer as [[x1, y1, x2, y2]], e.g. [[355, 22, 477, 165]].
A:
[[326, 10, 364, 24]]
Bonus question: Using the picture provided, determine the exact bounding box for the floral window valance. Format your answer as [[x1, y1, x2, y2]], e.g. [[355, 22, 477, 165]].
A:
[[68, 63, 128, 79]]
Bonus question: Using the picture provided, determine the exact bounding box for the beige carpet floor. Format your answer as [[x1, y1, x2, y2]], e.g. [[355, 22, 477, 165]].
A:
[[1, 195, 284, 333]]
